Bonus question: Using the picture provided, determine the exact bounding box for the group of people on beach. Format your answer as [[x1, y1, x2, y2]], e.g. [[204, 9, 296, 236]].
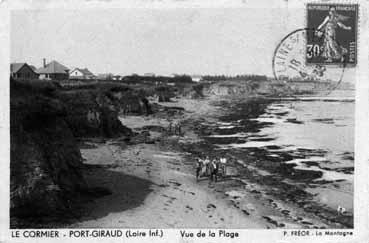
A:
[[168, 121, 182, 136], [196, 156, 227, 182]]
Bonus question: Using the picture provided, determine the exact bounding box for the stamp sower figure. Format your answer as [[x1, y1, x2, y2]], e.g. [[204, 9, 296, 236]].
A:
[[316, 6, 352, 62]]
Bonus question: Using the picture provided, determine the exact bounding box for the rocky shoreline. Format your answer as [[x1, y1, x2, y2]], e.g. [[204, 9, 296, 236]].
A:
[[178, 97, 353, 228], [10, 79, 353, 229]]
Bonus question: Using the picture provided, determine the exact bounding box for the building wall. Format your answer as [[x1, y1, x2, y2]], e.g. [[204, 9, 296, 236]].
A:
[[69, 75, 95, 80], [12, 65, 39, 79], [69, 70, 84, 79], [39, 73, 69, 80], [69, 69, 83, 78], [69, 70, 95, 80], [51, 73, 69, 80]]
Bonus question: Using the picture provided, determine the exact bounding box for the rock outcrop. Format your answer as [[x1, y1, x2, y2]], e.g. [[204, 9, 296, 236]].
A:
[[105, 86, 152, 115], [204, 80, 332, 97], [57, 89, 133, 138], [10, 80, 88, 225], [154, 86, 174, 102], [10, 80, 138, 227], [206, 81, 253, 96], [181, 84, 205, 99]]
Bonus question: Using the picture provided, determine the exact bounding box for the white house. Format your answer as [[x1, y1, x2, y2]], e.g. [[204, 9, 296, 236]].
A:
[[69, 68, 95, 79], [191, 75, 202, 82]]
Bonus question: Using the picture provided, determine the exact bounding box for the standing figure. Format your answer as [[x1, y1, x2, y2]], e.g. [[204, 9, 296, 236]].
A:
[[177, 122, 182, 136], [204, 156, 210, 176], [173, 121, 181, 136], [316, 6, 352, 62], [196, 158, 203, 181], [220, 157, 227, 176], [174, 121, 178, 135], [209, 158, 218, 182]]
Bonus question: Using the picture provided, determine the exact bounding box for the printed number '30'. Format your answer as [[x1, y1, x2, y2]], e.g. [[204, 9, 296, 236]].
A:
[[307, 44, 321, 59]]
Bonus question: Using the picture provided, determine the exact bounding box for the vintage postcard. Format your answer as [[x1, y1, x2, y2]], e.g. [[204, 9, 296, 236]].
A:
[[0, 0, 368, 243]]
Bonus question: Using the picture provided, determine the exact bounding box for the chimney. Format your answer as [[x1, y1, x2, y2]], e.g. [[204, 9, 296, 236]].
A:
[[43, 58, 46, 68]]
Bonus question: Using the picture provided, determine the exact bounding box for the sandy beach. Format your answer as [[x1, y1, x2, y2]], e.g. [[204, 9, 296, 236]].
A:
[[67, 97, 265, 228], [72, 142, 265, 228], [62, 94, 352, 229]]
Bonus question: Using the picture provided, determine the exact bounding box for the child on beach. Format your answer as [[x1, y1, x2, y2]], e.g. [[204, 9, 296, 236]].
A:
[[219, 157, 227, 176]]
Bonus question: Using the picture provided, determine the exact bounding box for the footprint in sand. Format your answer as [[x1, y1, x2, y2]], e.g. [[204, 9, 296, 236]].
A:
[[242, 209, 250, 215], [207, 203, 216, 209], [184, 191, 195, 195], [281, 209, 290, 215], [168, 180, 182, 187], [262, 216, 286, 228], [301, 221, 313, 225], [185, 205, 193, 210]]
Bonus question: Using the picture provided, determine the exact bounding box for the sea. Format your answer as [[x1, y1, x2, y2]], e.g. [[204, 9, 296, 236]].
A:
[[206, 90, 354, 214]]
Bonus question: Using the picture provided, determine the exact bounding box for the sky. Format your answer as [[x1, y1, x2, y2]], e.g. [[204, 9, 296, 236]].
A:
[[10, 6, 355, 81], [11, 7, 307, 76]]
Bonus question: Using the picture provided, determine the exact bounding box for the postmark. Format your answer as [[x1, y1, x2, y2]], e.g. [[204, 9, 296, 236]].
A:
[[306, 3, 358, 66], [272, 28, 346, 93]]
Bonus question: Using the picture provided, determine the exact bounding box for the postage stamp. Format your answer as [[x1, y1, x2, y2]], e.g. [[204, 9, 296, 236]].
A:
[[306, 4, 358, 66]]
